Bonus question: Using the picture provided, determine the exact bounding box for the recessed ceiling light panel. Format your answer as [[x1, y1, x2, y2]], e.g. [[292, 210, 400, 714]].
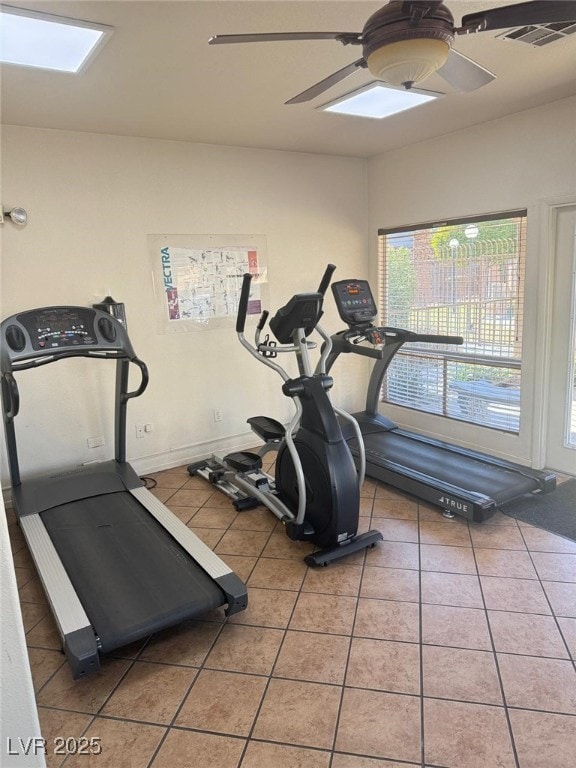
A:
[[320, 82, 442, 119], [0, 5, 113, 73]]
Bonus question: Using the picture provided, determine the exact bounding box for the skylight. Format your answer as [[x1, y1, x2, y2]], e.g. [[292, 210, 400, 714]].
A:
[[320, 82, 442, 119], [0, 5, 113, 73]]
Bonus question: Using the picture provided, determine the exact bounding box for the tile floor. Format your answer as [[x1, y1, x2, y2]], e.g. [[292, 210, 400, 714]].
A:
[[9, 464, 576, 768]]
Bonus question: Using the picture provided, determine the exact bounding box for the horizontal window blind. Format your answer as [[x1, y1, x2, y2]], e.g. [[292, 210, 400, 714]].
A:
[[378, 211, 527, 433]]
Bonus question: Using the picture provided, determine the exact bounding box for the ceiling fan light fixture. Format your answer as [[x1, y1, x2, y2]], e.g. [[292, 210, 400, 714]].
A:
[[366, 37, 451, 88]]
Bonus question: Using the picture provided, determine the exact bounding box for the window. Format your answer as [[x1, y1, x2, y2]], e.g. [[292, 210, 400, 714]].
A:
[[378, 210, 527, 433]]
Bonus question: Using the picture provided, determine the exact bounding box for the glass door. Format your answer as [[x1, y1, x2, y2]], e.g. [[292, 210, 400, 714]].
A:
[[546, 204, 576, 474]]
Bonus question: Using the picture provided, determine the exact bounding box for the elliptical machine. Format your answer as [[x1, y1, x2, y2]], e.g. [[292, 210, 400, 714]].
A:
[[189, 265, 382, 566]]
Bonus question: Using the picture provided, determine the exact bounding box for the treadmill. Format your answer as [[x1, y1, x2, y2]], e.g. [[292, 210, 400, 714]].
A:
[[325, 279, 556, 523], [1, 304, 247, 678]]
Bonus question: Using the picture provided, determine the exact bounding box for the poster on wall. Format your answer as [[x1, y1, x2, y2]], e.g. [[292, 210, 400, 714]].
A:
[[149, 234, 268, 333]]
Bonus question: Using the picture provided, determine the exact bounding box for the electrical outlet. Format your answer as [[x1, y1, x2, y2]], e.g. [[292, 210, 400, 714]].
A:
[[135, 425, 145, 438], [87, 436, 104, 449], [213, 409, 223, 423]]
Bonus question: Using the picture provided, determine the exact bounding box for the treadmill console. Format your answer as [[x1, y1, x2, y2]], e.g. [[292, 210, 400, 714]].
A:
[[1, 306, 131, 366], [332, 280, 378, 326]]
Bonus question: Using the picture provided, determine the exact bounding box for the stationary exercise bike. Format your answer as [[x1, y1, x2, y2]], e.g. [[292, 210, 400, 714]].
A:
[[189, 265, 382, 566]]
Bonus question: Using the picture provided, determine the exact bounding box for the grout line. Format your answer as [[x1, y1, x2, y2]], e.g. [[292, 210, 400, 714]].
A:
[[470, 537, 522, 768]]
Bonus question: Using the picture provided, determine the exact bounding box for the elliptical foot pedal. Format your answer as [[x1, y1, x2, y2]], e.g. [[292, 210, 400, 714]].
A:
[[247, 416, 286, 442], [224, 451, 263, 473], [304, 529, 383, 567]]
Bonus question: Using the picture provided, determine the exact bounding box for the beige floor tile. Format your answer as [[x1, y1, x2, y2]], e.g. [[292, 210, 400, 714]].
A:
[[166, 505, 199, 524], [205, 624, 284, 675], [421, 604, 492, 651], [364, 541, 419, 570], [373, 518, 419, 543], [420, 543, 477, 574], [419, 519, 472, 547], [302, 562, 363, 596], [185, 525, 225, 549], [354, 598, 420, 643], [18, 576, 49, 605], [188, 507, 239, 528], [204, 489, 243, 509], [36, 658, 131, 713], [542, 580, 576, 617], [332, 757, 415, 768], [520, 526, 576, 554], [360, 566, 420, 602], [488, 610, 570, 657], [215, 529, 271, 557], [148, 471, 188, 489], [346, 637, 420, 694], [218, 554, 258, 583], [228, 586, 297, 628], [151, 729, 245, 768], [26, 614, 61, 650], [289, 592, 358, 635], [253, 678, 341, 750], [558, 616, 576, 658], [18, 462, 574, 768], [469, 524, 527, 550], [273, 630, 350, 685], [230, 508, 277, 531], [247, 557, 307, 591], [335, 688, 421, 763], [423, 699, 515, 768], [480, 575, 551, 614], [474, 548, 538, 579], [420, 571, 483, 608], [14, 565, 35, 588], [20, 602, 49, 634], [64, 717, 165, 768], [176, 669, 267, 736], [498, 654, 576, 713], [140, 619, 222, 666], [240, 741, 331, 768], [260, 531, 315, 560], [38, 707, 93, 768], [166, 488, 213, 506], [509, 708, 576, 768], [150, 487, 177, 504], [27, 648, 67, 693], [530, 551, 576, 582], [422, 645, 502, 705], [371, 498, 418, 520], [102, 661, 196, 724]]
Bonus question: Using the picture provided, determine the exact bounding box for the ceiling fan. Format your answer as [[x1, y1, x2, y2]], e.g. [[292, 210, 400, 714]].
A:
[[209, 1, 576, 103]]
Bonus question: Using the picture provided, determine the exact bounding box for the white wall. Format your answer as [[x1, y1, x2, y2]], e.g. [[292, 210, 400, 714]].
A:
[[1, 127, 369, 485], [366, 95, 576, 465], [0, 496, 45, 768]]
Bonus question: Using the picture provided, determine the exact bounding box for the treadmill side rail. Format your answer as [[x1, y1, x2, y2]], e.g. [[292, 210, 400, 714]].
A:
[[130, 486, 248, 615], [19, 514, 100, 677]]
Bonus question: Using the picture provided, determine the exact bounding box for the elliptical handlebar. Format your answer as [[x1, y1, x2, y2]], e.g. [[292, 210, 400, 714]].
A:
[[236, 273, 253, 334], [317, 264, 337, 297]]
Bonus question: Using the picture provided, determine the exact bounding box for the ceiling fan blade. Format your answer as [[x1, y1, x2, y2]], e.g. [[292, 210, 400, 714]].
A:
[[285, 59, 366, 104], [209, 32, 361, 45], [458, 1, 576, 34], [437, 49, 496, 92]]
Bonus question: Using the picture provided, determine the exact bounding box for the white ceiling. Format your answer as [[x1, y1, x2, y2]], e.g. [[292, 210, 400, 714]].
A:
[[2, 0, 576, 158]]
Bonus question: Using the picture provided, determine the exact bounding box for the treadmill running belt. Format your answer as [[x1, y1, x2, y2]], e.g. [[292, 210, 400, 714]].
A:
[[41, 492, 225, 652], [358, 431, 538, 503]]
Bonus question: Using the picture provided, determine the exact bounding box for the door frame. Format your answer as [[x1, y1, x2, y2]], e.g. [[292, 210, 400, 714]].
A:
[[532, 195, 576, 472]]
